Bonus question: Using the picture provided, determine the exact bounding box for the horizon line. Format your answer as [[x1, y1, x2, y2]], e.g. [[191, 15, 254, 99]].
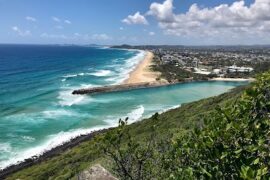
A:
[[1, 43, 270, 47]]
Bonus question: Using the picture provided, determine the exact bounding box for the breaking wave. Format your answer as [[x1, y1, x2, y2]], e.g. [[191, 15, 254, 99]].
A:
[[105, 50, 146, 84], [88, 70, 113, 77]]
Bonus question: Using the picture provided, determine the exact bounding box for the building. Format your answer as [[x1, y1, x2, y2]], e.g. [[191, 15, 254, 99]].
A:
[[194, 68, 211, 75], [227, 65, 254, 73], [161, 54, 174, 62], [212, 69, 222, 74]]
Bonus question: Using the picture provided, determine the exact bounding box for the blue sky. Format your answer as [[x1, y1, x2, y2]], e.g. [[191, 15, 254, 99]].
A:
[[0, 0, 269, 45]]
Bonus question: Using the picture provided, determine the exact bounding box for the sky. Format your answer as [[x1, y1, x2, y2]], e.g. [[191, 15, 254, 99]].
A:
[[0, 0, 269, 45]]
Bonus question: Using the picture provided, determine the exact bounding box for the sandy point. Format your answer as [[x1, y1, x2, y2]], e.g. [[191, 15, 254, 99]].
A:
[[124, 51, 165, 85]]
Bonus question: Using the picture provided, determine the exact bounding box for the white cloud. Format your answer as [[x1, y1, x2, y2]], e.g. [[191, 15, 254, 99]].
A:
[[40, 33, 67, 39], [64, 20, 71, 24], [149, 31, 155, 36], [74, 33, 90, 40], [91, 33, 112, 40], [12, 26, 31, 36], [122, 12, 148, 25], [52, 16, 61, 22], [147, 0, 270, 39], [40, 32, 112, 42], [26, 16, 37, 22], [147, 0, 174, 22]]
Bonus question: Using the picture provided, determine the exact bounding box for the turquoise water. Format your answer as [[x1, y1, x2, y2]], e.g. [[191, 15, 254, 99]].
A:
[[0, 45, 247, 169]]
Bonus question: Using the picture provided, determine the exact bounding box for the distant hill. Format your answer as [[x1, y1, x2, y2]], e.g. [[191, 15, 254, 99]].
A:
[[110, 44, 135, 49], [111, 44, 270, 51]]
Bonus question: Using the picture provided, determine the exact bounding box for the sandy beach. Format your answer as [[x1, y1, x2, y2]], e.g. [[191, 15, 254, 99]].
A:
[[209, 77, 255, 82], [124, 51, 165, 84]]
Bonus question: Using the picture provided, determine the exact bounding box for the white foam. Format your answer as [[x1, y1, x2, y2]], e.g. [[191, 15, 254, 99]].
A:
[[160, 105, 181, 113], [126, 105, 145, 123], [104, 77, 119, 83], [61, 74, 78, 82], [88, 70, 112, 77], [110, 50, 146, 84], [144, 105, 181, 120], [61, 69, 113, 83], [58, 89, 91, 107], [4, 113, 46, 124], [0, 143, 12, 153], [0, 125, 111, 170], [42, 109, 77, 118], [96, 46, 110, 49], [62, 74, 78, 78], [62, 72, 86, 79], [61, 50, 146, 85], [21, 136, 36, 142], [104, 105, 145, 125], [58, 79, 99, 107], [79, 84, 97, 89]]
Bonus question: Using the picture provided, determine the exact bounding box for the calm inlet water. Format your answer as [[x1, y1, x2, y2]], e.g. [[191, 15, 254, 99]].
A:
[[0, 45, 247, 169]]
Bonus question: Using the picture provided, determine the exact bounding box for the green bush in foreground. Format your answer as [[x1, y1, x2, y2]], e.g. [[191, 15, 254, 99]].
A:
[[101, 72, 270, 179]]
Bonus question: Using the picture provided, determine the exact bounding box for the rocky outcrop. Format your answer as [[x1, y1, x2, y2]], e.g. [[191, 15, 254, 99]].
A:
[[77, 164, 117, 180], [72, 82, 170, 95]]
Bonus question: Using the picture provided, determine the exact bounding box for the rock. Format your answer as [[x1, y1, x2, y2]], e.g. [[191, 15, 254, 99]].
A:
[[72, 81, 172, 95], [77, 164, 117, 180]]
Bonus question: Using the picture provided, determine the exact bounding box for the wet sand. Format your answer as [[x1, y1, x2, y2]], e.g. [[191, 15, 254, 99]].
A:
[[209, 77, 255, 82]]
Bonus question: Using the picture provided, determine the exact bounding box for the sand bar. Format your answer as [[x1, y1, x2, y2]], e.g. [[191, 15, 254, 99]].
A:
[[209, 77, 255, 82], [123, 51, 164, 84]]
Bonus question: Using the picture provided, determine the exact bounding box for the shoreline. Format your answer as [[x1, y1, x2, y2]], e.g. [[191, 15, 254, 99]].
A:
[[123, 51, 165, 85], [209, 77, 255, 82]]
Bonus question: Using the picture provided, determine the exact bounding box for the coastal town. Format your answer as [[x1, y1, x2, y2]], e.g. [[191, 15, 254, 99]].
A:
[[152, 46, 270, 81], [113, 45, 270, 83]]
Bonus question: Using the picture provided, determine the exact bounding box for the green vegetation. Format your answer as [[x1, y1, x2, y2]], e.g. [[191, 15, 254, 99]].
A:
[[7, 71, 270, 179], [151, 59, 208, 82]]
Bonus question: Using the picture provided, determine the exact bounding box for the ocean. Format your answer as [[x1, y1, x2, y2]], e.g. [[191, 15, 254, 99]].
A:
[[0, 44, 247, 169]]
